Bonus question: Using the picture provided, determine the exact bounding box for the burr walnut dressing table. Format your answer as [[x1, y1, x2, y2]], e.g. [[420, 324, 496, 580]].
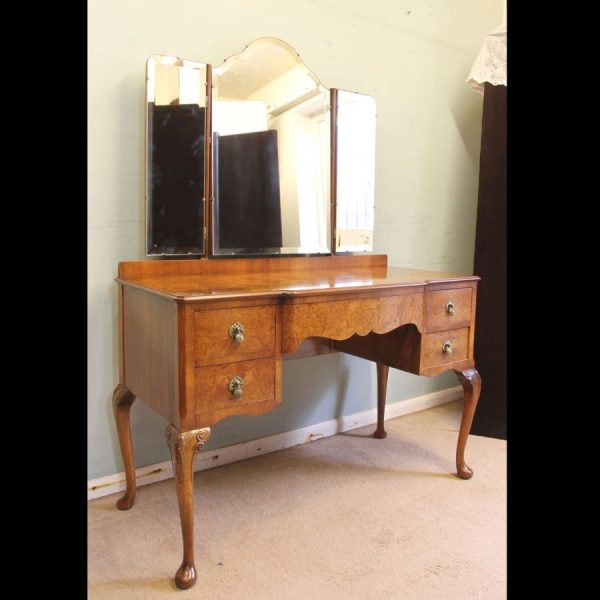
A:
[[113, 39, 481, 590]]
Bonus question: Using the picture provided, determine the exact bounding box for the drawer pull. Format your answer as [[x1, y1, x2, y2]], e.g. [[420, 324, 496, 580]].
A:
[[228, 375, 245, 398], [442, 339, 453, 354], [445, 301, 456, 316], [228, 321, 245, 344]]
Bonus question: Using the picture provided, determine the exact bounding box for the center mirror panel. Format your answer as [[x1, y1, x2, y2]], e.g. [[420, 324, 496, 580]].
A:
[[211, 38, 331, 256]]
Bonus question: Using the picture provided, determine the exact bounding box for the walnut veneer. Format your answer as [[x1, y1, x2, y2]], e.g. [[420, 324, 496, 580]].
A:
[[113, 254, 481, 588]]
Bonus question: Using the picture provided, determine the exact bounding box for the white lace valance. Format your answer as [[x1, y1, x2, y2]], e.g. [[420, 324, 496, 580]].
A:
[[467, 25, 506, 95]]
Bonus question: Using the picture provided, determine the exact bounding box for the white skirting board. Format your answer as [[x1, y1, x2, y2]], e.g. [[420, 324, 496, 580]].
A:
[[88, 386, 463, 501]]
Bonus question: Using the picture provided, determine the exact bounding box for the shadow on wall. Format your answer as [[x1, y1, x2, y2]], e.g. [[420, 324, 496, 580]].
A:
[[448, 78, 485, 169], [414, 69, 484, 273], [439, 74, 484, 272]]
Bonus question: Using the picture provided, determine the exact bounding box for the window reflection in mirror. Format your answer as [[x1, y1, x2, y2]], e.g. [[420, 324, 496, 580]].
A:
[[211, 38, 331, 255], [146, 55, 207, 256], [335, 90, 376, 253]]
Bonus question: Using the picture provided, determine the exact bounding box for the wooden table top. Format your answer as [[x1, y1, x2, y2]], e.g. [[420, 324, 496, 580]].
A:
[[117, 264, 479, 302]]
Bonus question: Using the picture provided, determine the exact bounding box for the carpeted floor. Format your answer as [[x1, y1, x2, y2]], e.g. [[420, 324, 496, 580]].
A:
[[88, 401, 506, 599]]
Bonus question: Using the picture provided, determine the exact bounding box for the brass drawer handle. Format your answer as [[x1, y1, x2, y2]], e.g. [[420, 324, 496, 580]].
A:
[[228, 375, 245, 398], [442, 339, 453, 355], [445, 301, 456, 316], [228, 321, 245, 344]]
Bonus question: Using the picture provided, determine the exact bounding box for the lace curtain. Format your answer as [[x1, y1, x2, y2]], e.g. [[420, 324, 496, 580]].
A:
[[467, 25, 506, 95]]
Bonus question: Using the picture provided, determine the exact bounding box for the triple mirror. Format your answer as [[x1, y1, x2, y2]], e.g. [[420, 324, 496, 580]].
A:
[[145, 38, 376, 257]]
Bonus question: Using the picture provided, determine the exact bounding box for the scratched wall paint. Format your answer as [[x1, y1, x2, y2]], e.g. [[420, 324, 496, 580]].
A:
[[88, 0, 503, 479]]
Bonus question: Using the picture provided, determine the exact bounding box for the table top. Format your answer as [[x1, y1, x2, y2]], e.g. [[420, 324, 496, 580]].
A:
[[117, 264, 479, 302]]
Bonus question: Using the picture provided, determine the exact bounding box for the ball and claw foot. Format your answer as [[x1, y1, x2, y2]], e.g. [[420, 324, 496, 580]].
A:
[[175, 564, 197, 589]]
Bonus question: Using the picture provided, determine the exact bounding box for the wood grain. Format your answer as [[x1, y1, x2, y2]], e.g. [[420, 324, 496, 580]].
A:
[[165, 425, 211, 589], [193, 305, 276, 366], [425, 287, 472, 331], [194, 358, 276, 414], [281, 285, 422, 305], [118, 284, 125, 382], [119, 254, 388, 279], [117, 263, 477, 304], [282, 293, 423, 354], [421, 328, 470, 369], [179, 304, 196, 431], [122, 286, 180, 426]]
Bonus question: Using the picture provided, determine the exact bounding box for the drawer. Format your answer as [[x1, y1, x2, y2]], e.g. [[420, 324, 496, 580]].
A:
[[193, 305, 276, 365], [426, 288, 472, 330], [194, 358, 275, 413], [421, 328, 469, 368]]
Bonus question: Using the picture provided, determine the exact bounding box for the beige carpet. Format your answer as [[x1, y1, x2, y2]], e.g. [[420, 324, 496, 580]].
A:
[[88, 401, 506, 599]]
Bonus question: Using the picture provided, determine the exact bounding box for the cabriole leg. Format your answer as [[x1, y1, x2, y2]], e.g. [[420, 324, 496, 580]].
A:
[[455, 368, 482, 479], [166, 425, 211, 589], [112, 384, 137, 510]]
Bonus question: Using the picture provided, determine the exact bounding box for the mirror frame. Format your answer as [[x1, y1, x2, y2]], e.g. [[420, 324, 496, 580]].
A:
[[209, 38, 333, 257], [144, 40, 376, 259]]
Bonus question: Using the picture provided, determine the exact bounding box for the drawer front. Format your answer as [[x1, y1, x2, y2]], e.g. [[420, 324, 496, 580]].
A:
[[282, 293, 424, 354], [426, 288, 472, 330], [194, 358, 275, 413], [422, 328, 469, 368], [193, 305, 276, 365]]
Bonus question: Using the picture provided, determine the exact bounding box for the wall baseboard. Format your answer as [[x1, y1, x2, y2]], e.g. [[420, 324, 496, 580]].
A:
[[88, 386, 462, 501]]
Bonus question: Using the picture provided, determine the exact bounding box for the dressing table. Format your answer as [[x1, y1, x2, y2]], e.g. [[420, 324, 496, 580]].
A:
[[113, 39, 481, 589]]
